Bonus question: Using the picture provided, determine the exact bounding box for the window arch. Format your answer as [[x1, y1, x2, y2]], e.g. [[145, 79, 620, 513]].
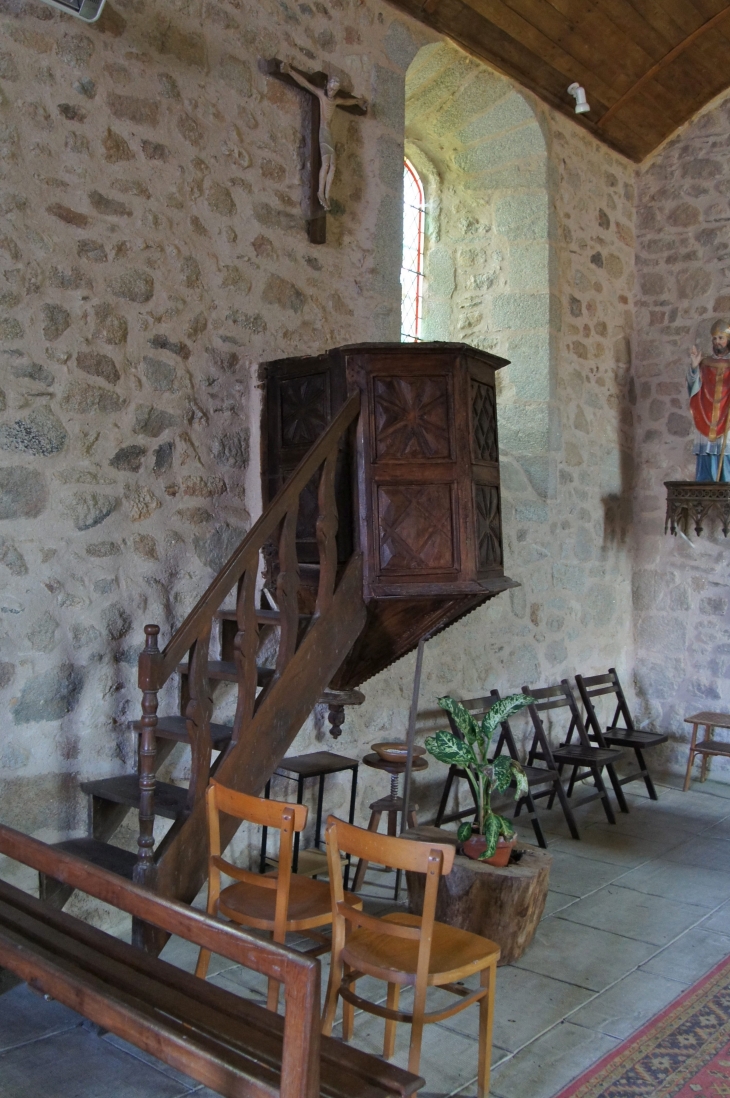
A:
[[401, 159, 425, 342]]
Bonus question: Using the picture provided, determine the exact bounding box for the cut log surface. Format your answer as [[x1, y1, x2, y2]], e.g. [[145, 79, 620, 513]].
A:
[[404, 825, 552, 966]]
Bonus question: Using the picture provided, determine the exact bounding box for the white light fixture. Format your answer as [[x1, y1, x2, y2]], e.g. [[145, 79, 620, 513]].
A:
[[36, 0, 106, 22], [568, 83, 590, 114]]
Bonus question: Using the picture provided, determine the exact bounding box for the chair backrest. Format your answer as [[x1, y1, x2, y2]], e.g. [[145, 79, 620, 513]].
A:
[[523, 680, 593, 755], [444, 691, 522, 762], [325, 816, 455, 980], [575, 668, 635, 737], [205, 780, 309, 938]]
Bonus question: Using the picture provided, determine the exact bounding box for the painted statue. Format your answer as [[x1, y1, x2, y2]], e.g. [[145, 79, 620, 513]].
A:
[[688, 319, 730, 482], [279, 62, 367, 211]]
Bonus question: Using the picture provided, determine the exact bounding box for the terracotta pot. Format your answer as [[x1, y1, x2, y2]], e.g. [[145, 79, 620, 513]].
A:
[[462, 835, 516, 867]]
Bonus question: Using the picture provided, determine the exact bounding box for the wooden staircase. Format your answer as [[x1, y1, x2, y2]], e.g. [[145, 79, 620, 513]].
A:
[[33, 342, 516, 950]]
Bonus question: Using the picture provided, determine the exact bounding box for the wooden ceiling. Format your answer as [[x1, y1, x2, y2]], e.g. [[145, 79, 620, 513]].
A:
[[390, 0, 730, 161]]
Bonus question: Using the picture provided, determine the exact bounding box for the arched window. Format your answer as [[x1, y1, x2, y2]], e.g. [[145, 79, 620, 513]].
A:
[[401, 159, 425, 342]]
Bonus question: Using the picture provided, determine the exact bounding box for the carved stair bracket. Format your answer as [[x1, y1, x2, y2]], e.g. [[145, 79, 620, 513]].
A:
[[665, 480, 730, 538]]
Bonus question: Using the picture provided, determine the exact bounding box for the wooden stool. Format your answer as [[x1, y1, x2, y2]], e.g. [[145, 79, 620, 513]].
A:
[[351, 753, 428, 898], [684, 711, 730, 789]]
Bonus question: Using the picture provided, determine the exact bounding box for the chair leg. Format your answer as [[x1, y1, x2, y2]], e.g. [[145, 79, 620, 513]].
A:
[[594, 766, 616, 825], [477, 963, 496, 1098], [553, 778, 581, 840], [684, 723, 699, 791], [636, 747, 659, 800], [351, 809, 382, 892], [566, 764, 579, 798], [383, 983, 400, 1059], [547, 762, 566, 810], [521, 790, 547, 849], [407, 979, 428, 1078], [342, 966, 355, 1043], [434, 767, 456, 827], [322, 947, 343, 1037], [267, 977, 281, 1013], [606, 764, 629, 813], [194, 948, 210, 979]]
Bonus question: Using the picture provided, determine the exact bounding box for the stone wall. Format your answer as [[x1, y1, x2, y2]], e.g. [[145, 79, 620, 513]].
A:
[[0, 0, 644, 875], [633, 93, 730, 779], [0, 0, 432, 864]]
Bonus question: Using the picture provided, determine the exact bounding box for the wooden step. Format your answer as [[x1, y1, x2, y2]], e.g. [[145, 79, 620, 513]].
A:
[[46, 838, 137, 879], [81, 776, 188, 821], [131, 715, 232, 748], [177, 660, 275, 686]]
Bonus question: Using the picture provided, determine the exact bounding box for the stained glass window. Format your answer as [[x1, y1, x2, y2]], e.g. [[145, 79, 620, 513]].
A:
[[401, 159, 425, 342]]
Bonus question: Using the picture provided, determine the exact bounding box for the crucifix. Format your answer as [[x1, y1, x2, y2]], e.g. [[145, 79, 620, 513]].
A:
[[262, 58, 367, 245]]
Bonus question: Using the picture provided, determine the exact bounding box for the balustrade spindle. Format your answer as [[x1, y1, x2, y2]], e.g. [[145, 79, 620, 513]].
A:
[[185, 623, 214, 810], [232, 568, 259, 745], [275, 508, 300, 678], [314, 452, 338, 621], [135, 624, 160, 888]]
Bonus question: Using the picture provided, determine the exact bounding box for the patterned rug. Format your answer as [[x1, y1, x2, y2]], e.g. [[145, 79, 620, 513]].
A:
[[557, 955, 730, 1097]]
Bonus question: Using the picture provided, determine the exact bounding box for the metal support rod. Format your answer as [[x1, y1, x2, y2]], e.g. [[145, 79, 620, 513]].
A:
[[400, 634, 429, 836]]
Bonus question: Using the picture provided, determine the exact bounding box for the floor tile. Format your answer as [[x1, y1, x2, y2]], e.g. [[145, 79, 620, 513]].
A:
[[432, 966, 594, 1052], [617, 859, 730, 909], [489, 1021, 619, 1098], [512, 916, 657, 991], [554, 884, 709, 945], [0, 983, 81, 1052], [0, 1027, 195, 1097], [548, 828, 674, 868], [693, 901, 730, 935], [662, 836, 730, 873], [640, 927, 730, 984], [568, 968, 686, 1039], [545, 850, 627, 897], [541, 890, 578, 917]]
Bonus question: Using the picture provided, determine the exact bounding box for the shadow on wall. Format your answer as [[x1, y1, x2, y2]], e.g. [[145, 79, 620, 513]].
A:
[[404, 41, 559, 502]]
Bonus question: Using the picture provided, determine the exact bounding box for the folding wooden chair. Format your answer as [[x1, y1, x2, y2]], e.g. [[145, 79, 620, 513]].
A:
[[434, 691, 552, 848], [323, 816, 500, 1098], [195, 780, 362, 1009], [524, 681, 626, 837], [576, 668, 668, 801]]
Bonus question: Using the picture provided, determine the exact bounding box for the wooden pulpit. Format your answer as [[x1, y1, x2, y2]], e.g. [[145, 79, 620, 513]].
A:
[[261, 342, 517, 688]]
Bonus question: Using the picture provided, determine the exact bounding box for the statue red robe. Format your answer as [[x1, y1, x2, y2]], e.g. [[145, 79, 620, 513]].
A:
[[689, 356, 730, 444]]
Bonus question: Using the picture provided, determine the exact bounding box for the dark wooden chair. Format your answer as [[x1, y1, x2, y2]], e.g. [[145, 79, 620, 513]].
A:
[[434, 691, 553, 848], [576, 668, 668, 801], [524, 681, 626, 837], [0, 823, 424, 1098]]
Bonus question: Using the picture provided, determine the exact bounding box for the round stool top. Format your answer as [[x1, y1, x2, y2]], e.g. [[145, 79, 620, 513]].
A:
[[362, 752, 429, 774]]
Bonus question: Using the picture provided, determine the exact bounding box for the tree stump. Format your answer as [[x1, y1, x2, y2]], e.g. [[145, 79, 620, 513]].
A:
[[404, 825, 552, 966]]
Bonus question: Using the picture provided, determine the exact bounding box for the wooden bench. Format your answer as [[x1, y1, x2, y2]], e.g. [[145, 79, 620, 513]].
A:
[[0, 824, 424, 1098]]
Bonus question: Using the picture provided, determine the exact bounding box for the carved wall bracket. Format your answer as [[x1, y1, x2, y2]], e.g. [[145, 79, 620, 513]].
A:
[[665, 480, 730, 537]]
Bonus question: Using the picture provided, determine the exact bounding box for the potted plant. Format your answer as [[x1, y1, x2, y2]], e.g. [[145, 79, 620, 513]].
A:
[[425, 693, 534, 865]]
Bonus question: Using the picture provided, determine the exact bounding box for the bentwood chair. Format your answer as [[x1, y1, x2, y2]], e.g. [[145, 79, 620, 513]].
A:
[[195, 780, 362, 1009], [576, 668, 668, 801], [323, 816, 500, 1097]]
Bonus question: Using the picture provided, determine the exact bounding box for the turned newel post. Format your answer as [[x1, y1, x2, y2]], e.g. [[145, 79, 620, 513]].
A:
[[135, 624, 160, 890]]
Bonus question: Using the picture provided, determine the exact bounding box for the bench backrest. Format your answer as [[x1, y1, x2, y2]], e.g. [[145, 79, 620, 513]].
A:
[[0, 823, 319, 1098]]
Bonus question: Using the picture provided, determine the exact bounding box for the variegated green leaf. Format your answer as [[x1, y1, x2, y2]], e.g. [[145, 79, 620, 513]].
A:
[[478, 814, 501, 859], [512, 763, 528, 799], [495, 813, 515, 838], [438, 696, 479, 745], [457, 821, 473, 842], [424, 730, 476, 769], [481, 693, 535, 739], [492, 755, 513, 793]]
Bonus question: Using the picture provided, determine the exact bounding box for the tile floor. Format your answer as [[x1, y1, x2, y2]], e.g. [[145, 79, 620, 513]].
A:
[[3, 777, 730, 1098]]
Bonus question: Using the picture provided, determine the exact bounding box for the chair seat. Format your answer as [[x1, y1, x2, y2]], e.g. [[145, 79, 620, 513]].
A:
[[522, 764, 560, 786], [553, 744, 624, 765], [604, 728, 669, 748], [342, 911, 499, 986], [220, 873, 362, 931]]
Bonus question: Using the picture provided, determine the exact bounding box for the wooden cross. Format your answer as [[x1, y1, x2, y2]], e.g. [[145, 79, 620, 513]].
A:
[[262, 58, 367, 245]]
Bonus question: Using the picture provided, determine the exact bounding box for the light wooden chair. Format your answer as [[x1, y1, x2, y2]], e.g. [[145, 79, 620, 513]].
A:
[[322, 816, 500, 1097], [195, 780, 362, 1010]]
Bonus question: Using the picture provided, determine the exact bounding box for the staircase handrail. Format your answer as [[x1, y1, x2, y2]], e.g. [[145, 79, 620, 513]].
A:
[[139, 392, 361, 691]]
